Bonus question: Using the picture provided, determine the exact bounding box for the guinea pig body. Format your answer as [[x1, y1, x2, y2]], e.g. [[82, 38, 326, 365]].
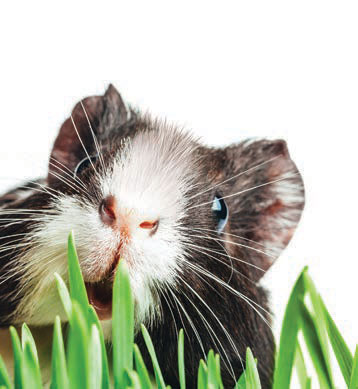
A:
[[0, 85, 304, 388]]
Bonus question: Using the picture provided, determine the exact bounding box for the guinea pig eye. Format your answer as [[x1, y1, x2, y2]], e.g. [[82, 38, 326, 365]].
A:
[[212, 195, 229, 233], [74, 155, 99, 177]]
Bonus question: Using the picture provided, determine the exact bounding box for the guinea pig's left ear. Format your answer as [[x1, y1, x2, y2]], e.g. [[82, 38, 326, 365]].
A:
[[48, 84, 128, 184], [222, 139, 305, 278]]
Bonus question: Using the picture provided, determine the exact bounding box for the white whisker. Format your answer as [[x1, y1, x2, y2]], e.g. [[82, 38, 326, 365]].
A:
[[188, 172, 300, 211], [188, 155, 281, 201], [70, 115, 98, 176]]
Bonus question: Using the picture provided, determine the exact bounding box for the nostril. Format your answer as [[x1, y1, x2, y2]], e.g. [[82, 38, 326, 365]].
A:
[[139, 220, 158, 231], [100, 195, 117, 227]]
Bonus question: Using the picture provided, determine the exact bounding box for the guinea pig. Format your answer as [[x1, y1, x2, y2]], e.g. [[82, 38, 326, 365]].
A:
[[0, 84, 304, 388]]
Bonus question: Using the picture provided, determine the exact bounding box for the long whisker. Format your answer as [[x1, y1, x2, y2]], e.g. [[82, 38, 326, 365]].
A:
[[178, 228, 267, 272], [191, 226, 274, 251], [187, 243, 256, 285], [188, 172, 300, 210], [177, 273, 244, 379], [50, 157, 88, 189], [48, 169, 84, 194], [80, 101, 106, 172], [176, 278, 238, 380], [70, 115, 98, 176], [184, 260, 272, 326], [49, 161, 87, 191], [188, 155, 281, 201], [187, 233, 275, 259], [160, 289, 179, 341], [168, 289, 207, 361]]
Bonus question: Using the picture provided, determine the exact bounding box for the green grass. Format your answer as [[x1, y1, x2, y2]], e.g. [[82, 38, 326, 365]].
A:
[[0, 232, 356, 388]]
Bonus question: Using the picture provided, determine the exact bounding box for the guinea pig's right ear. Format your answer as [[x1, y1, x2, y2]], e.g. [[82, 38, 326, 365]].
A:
[[48, 85, 129, 184]]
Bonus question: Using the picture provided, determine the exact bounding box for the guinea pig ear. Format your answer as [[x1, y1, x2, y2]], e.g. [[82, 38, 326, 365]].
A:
[[48, 84, 129, 184], [222, 140, 305, 279]]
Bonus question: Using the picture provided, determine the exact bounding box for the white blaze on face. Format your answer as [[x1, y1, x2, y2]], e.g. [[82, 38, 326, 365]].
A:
[[15, 127, 198, 331]]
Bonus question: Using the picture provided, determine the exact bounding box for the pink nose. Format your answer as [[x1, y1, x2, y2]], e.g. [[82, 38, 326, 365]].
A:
[[99, 195, 117, 227]]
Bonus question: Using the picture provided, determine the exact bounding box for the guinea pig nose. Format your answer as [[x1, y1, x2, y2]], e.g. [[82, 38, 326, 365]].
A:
[[99, 195, 117, 227], [139, 220, 159, 232]]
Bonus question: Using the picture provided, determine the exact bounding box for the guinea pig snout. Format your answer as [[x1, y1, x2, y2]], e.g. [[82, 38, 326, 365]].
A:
[[99, 195, 159, 236]]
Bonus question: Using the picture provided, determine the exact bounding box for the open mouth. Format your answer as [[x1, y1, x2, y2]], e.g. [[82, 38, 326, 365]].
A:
[[85, 278, 113, 320], [85, 255, 120, 321]]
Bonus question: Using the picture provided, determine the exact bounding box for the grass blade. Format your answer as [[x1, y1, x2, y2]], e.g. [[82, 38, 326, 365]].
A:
[[197, 360, 208, 389], [303, 272, 334, 387], [295, 342, 309, 388], [67, 231, 88, 308], [349, 346, 358, 389], [319, 296, 353, 385], [50, 316, 69, 389], [215, 354, 224, 389], [299, 302, 332, 388], [0, 355, 11, 388], [235, 372, 246, 389], [273, 268, 306, 388], [113, 261, 134, 388], [178, 329, 186, 389], [87, 307, 110, 389], [133, 344, 152, 389], [141, 324, 166, 389], [245, 348, 261, 389], [54, 273, 72, 318], [21, 342, 42, 389], [88, 325, 102, 389], [67, 302, 89, 389], [10, 327, 23, 389], [207, 350, 218, 388], [21, 324, 38, 363]]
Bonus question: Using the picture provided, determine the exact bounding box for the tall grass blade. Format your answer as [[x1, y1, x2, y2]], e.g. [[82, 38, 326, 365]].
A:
[[215, 354, 224, 389], [234, 372, 246, 389], [349, 346, 358, 389], [67, 302, 89, 389], [273, 268, 306, 388], [21, 342, 42, 389], [54, 273, 72, 318], [0, 355, 11, 388], [88, 325, 102, 389], [133, 344, 152, 389], [295, 342, 309, 388], [299, 302, 332, 388], [67, 231, 88, 308], [10, 327, 23, 389], [141, 324, 166, 389], [303, 272, 334, 387], [207, 350, 218, 389], [319, 296, 353, 385], [21, 324, 38, 363], [50, 316, 69, 389], [245, 348, 261, 389], [87, 307, 110, 389], [178, 329, 186, 389], [197, 360, 208, 389], [113, 261, 134, 388]]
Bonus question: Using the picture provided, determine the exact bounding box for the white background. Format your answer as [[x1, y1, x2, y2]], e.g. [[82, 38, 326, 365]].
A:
[[0, 1, 357, 386]]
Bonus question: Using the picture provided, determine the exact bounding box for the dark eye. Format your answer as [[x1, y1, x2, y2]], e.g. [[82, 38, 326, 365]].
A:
[[212, 195, 229, 233], [74, 155, 99, 177]]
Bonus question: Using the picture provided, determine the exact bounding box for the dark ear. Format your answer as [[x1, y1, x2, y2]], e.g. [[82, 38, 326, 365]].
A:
[[48, 84, 129, 184], [223, 140, 305, 279]]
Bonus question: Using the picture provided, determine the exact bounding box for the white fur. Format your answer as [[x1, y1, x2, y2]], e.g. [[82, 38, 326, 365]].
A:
[[14, 128, 199, 335]]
